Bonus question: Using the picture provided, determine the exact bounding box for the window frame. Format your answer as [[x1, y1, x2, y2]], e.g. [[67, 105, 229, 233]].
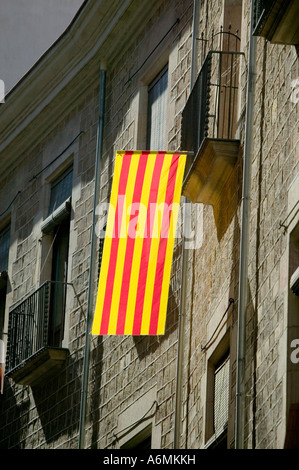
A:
[[146, 64, 169, 151], [213, 352, 230, 436], [120, 424, 152, 449], [204, 330, 231, 448], [40, 165, 73, 347], [0, 223, 10, 345], [0, 225, 10, 274]]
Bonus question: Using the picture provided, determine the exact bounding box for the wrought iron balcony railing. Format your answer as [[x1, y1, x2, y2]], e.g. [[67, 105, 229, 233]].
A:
[[181, 49, 244, 207], [6, 281, 68, 381], [181, 49, 243, 158]]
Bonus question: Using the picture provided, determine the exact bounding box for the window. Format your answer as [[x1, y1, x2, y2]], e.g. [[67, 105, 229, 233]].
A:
[[252, 0, 299, 45], [0, 225, 10, 274], [0, 225, 10, 340], [205, 345, 230, 449], [49, 218, 70, 347], [5, 168, 72, 385], [48, 167, 73, 215], [116, 388, 160, 449], [146, 65, 168, 150], [121, 425, 152, 449], [213, 354, 230, 439], [45, 167, 73, 347], [0, 225, 10, 394]]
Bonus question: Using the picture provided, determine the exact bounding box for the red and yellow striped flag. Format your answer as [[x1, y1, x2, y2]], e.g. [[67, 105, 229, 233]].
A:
[[92, 150, 186, 335]]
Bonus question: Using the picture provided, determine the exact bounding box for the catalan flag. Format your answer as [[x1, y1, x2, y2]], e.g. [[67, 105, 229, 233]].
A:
[[92, 150, 186, 335]]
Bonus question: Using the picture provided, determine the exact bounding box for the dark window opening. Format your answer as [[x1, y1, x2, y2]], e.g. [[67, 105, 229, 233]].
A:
[[133, 434, 152, 449], [121, 425, 152, 450], [49, 218, 70, 347], [0, 226, 10, 273]]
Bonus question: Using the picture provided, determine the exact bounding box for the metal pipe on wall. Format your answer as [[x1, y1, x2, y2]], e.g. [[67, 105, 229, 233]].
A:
[[78, 64, 106, 449], [235, 0, 257, 449], [174, 0, 199, 449]]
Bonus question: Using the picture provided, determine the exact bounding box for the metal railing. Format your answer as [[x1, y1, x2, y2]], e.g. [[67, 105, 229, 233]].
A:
[[6, 281, 63, 373], [181, 50, 243, 158]]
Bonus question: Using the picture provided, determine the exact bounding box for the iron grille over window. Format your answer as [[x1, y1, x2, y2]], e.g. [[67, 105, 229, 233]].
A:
[[181, 50, 243, 159]]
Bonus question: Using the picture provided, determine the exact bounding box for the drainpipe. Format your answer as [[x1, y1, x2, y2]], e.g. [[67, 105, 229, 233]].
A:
[[174, 0, 199, 449], [78, 63, 106, 449], [235, 0, 256, 449]]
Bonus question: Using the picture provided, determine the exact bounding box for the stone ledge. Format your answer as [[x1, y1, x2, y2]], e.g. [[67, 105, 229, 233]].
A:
[[6, 346, 69, 388], [182, 137, 240, 207]]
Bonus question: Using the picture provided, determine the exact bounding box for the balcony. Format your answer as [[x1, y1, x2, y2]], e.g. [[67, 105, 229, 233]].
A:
[[6, 281, 68, 387], [253, 0, 299, 45], [181, 50, 243, 206]]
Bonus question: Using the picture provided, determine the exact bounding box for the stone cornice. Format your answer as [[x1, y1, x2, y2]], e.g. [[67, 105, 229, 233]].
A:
[[0, 0, 161, 175]]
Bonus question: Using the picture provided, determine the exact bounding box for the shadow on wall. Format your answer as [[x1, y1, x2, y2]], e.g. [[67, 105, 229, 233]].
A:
[[212, 145, 243, 242], [0, 382, 31, 449], [133, 244, 181, 360], [89, 336, 103, 449], [31, 353, 82, 445], [247, 38, 268, 450]]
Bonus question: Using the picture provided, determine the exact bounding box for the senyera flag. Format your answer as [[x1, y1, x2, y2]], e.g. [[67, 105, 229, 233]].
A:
[[92, 150, 186, 336]]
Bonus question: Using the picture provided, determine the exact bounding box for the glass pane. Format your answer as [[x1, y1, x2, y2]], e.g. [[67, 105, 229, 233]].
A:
[[146, 67, 168, 150], [48, 167, 73, 215]]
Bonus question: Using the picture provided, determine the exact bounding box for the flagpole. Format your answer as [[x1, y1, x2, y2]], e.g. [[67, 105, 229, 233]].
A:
[[78, 64, 106, 449]]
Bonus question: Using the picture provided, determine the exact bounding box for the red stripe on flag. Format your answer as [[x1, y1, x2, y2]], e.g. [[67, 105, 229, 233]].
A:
[[148, 154, 180, 334], [99, 152, 133, 335], [116, 153, 149, 334], [132, 154, 165, 335]]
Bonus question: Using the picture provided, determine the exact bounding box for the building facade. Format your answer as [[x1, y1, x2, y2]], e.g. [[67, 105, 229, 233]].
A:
[[0, 0, 298, 450]]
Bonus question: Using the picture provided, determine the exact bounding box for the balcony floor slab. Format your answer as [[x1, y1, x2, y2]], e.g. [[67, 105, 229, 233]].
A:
[[6, 346, 69, 387]]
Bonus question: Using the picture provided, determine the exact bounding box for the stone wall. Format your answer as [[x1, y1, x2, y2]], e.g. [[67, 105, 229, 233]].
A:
[[0, 0, 298, 450]]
